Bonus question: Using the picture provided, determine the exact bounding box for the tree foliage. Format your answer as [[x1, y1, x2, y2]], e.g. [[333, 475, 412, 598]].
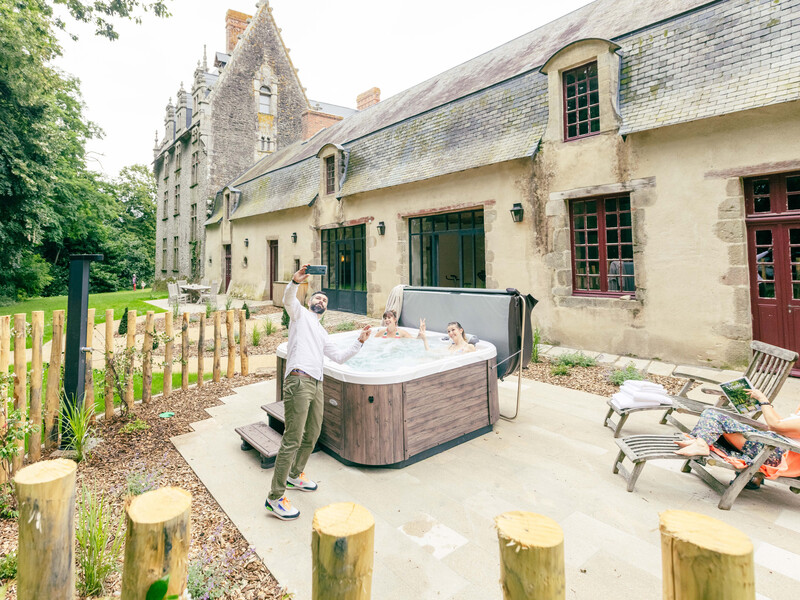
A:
[[0, 0, 168, 300]]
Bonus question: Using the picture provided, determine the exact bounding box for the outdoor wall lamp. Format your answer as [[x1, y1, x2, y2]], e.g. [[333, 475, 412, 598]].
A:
[[377, 221, 386, 235], [510, 202, 524, 223], [244, 238, 249, 247], [291, 232, 297, 243], [208, 257, 212, 264]]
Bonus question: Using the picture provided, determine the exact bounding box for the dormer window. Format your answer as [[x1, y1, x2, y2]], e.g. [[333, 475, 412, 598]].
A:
[[259, 86, 272, 114], [325, 156, 335, 195], [563, 62, 599, 140]]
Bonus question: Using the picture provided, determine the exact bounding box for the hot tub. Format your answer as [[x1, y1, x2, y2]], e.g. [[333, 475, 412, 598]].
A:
[[275, 331, 499, 467]]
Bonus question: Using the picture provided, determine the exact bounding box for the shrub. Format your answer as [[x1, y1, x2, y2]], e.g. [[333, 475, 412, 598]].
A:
[[224, 296, 233, 311], [550, 363, 571, 376], [251, 325, 261, 346], [118, 307, 129, 335], [335, 321, 355, 332], [608, 363, 646, 386], [206, 302, 216, 319], [553, 352, 596, 368], [76, 488, 125, 597], [243, 302, 250, 319], [120, 418, 149, 434], [531, 327, 542, 363], [125, 466, 161, 496], [0, 551, 16, 581], [281, 308, 290, 328], [187, 530, 255, 600], [61, 395, 96, 462], [264, 319, 276, 335], [0, 484, 16, 520]]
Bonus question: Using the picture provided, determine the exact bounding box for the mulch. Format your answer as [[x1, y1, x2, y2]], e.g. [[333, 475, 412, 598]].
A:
[[0, 374, 286, 600]]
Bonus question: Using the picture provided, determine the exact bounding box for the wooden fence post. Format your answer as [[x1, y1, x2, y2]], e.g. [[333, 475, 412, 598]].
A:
[[312, 502, 375, 600], [104, 309, 114, 420], [239, 309, 249, 376], [213, 311, 221, 383], [84, 308, 95, 423], [29, 311, 44, 463], [660, 510, 754, 600], [226, 309, 235, 379], [181, 312, 189, 391], [120, 487, 191, 600], [495, 511, 565, 600], [142, 311, 154, 403], [0, 315, 10, 482], [12, 313, 27, 473], [44, 311, 64, 451], [163, 312, 173, 398], [125, 309, 137, 412], [197, 315, 205, 388], [15, 458, 77, 600]]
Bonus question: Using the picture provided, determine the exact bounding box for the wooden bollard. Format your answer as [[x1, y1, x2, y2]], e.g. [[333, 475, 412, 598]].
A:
[[226, 309, 235, 378], [84, 307, 96, 422], [121, 487, 191, 600], [495, 511, 565, 600], [125, 309, 137, 411], [660, 510, 754, 600], [239, 309, 249, 376], [15, 458, 78, 599], [163, 312, 173, 398], [181, 312, 189, 390], [312, 502, 375, 600], [142, 311, 154, 403], [13, 313, 27, 473], [0, 315, 10, 482], [213, 311, 221, 383], [29, 311, 44, 463], [45, 311, 64, 451], [197, 315, 205, 388], [104, 309, 114, 420]]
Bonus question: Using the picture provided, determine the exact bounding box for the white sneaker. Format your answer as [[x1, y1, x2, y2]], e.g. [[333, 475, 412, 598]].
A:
[[286, 471, 318, 492], [265, 496, 300, 520]]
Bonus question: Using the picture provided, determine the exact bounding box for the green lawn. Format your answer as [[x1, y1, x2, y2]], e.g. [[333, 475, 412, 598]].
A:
[[1, 288, 168, 348]]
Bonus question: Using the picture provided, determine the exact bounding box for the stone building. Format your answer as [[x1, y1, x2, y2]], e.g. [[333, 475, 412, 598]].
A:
[[153, 3, 314, 281], [204, 0, 800, 372]]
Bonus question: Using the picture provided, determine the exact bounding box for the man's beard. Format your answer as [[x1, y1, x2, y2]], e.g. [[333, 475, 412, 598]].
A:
[[310, 304, 326, 314]]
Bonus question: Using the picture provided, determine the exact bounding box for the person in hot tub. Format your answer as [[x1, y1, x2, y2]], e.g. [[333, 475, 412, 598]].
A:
[[417, 319, 476, 353], [373, 309, 427, 341]]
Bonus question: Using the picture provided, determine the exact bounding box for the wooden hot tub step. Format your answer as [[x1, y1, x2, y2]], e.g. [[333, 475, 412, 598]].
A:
[[261, 402, 285, 435], [236, 422, 283, 469]]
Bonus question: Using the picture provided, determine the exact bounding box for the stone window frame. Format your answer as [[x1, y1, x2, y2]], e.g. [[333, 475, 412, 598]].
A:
[[162, 189, 169, 221], [190, 203, 197, 242], [162, 238, 167, 273], [172, 236, 179, 273], [190, 151, 199, 187], [163, 153, 170, 181], [174, 184, 181, 216], [174, 142, 182, 172], [317, 143, 345, 198], [258, 85, 273, 115], [540, 38, 622, 144]]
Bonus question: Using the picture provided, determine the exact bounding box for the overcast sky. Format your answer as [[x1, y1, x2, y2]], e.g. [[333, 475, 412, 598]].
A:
[[53, 0, 594, 177]]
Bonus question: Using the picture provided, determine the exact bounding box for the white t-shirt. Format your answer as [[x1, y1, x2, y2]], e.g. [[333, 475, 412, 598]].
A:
[[282, 281, 363, 381]]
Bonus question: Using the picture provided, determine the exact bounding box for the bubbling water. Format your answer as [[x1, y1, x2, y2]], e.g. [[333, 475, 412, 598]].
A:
[[331, 333, 453, 372]]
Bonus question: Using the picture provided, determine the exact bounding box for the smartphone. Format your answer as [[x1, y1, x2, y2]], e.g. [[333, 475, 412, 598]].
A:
[[305, 265, 327, 275]]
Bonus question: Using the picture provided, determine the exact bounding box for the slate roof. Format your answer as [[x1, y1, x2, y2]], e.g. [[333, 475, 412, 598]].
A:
[[618, 0, 800, 134], [308, 100, 357, 119]]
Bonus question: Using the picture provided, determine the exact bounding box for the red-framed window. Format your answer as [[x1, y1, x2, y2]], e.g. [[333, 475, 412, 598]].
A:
[[745, 172, 800, 216], [325, 156, 336, 195], [563, 62, 599, 140], [569, 195, 635, 295]]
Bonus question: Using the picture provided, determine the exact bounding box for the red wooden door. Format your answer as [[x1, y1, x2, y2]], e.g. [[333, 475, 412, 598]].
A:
[[268, 240, 278, 300], [224, 244, 232, 293], [745, 173, 800, 376]]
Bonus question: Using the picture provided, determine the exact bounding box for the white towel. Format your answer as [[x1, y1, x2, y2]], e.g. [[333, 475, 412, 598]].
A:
[[611, 392, 663, 410], [620, 383, 665, 396], [631, 391, 672, 405], [622, 380, 664, 392]]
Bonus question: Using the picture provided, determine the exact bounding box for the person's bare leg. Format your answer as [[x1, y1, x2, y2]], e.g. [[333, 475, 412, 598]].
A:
[[721, 432, 747, 450], [675, 437, 710, 456]]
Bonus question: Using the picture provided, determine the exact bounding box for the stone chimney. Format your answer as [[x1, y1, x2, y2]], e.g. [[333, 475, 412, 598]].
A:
[[225, 9, 251, 53], [356, 87, 380, 111]]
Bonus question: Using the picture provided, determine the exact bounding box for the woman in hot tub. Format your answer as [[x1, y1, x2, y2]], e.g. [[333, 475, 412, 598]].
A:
[[417, 319, 476, 353], [373, 310, 416, 339]]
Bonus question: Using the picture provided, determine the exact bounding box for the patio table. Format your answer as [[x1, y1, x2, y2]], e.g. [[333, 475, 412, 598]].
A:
[[180, 283, 211, 303]]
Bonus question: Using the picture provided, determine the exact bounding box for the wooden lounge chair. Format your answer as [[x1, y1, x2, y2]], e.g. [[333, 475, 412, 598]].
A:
[[603, 341, 798, 437], [613, 416, 800, 510]]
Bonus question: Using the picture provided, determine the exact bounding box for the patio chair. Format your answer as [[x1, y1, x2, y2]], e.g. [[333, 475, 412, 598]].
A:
[[199, 280, 218, 305], [613, 416, 800, 510], [167, 282, 188, 307], [177, 279, 188, 289], [603, 340, 798, 437]]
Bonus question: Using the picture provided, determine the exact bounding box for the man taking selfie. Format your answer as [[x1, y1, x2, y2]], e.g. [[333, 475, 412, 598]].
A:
[[265, 264, 371, 520]]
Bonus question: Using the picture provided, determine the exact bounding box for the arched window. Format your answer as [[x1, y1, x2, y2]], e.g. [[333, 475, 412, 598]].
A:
[[259, 86, 272, 114]]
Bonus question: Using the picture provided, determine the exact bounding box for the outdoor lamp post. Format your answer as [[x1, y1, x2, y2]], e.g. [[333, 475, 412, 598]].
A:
[[62, 253, 103, 448], [510, 203, 524, 223]]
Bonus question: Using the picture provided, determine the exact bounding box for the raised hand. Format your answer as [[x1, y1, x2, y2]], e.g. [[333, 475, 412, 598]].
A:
[[417, 318, 426, 337], [293, 264, 310, 284], [357, 325, 372, 343]]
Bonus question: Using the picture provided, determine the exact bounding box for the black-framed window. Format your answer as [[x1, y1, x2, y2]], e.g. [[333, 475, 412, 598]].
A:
[[569, 195, 635, 295], [320, 224, 366, 292], [162, 189, 169, 220], [172, 236, 179, 272], [191, 151, 199, 186], [162, 238, 167, 272], [563, 62, 599, 140], [174, 185, 180, 216], [409, 210, 486, 288], [190, 204, 197, 241], [325, 156, 335, 195], [175, 143, 182, 171]]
